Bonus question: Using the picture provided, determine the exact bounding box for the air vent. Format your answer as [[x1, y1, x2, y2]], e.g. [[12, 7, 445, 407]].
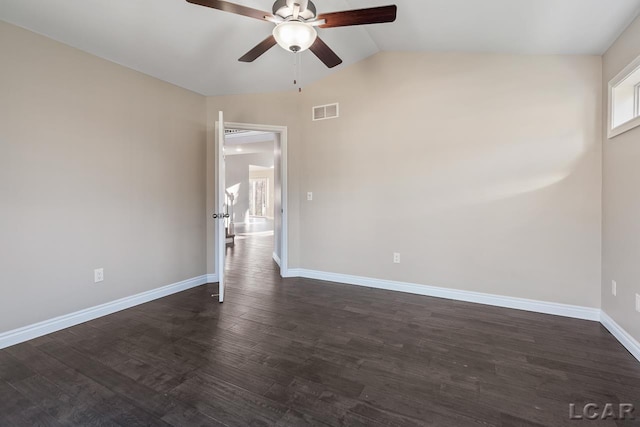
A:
[[312, 103, 339, 121]]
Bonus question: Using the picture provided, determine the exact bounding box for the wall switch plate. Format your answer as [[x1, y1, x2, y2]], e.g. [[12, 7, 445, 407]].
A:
[[94, 268, 104, 283], [307, 192, 313, 201], [636, 294, 640, 313], [393, 253, 401, 264], [612, 280, 617, 296]]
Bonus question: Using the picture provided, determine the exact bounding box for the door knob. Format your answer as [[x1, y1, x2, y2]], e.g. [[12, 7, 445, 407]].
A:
[[212, 213, 218, 219], [223, 213, 230, 218]]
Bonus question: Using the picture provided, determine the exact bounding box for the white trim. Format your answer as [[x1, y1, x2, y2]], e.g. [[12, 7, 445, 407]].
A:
[[608, 53, 640, 139], [288, 269, 601, 321], [634, 82, 640, 118], [0, 275, 208, 350], [215, 112, 226, 302], [272, 251, 281, 267], [224, 121, 289, 277], [600, 311, 640, 363], [206, 273, 219, 283], [282, 268, 302, 278]]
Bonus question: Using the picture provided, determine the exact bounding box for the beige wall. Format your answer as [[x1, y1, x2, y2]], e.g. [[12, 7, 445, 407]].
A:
[[0, 21, 207, 332], [300, 53, 601, 307], [602, 15, 640, 341], [208, 52, 602, 308], [298, 52, 602, 307]]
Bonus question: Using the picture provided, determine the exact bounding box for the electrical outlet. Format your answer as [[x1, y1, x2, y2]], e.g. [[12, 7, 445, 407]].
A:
[[307, 192, 313, 201], [636, 294, 640, 313], [612, 280, 617, 296], [393, 252, 401, 264], [94, 268, 104, 283]]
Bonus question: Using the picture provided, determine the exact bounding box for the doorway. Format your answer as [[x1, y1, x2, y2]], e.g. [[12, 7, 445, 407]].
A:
[[224, 130, 276, 238], [214, 119, 288, 302]]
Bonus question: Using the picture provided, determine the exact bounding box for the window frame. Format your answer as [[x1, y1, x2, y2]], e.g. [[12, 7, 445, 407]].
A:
[[608, 54, 640, 139], [249, 177, 269, 217], [634, 82, 640, 118]]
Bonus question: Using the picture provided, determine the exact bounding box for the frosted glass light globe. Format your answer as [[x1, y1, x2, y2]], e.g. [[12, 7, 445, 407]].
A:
[[273, 21, 317, 53]]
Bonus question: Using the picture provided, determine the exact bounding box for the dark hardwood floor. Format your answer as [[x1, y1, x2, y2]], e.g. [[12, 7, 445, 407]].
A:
[[1, 234, 639, 426]]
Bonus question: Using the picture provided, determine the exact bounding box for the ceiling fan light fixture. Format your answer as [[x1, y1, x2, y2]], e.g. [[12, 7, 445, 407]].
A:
[[272, 20, 317, 53]]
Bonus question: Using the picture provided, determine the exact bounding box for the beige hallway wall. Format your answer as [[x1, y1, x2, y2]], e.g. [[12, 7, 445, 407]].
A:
[[0, 21, 207, 332], [227, 152, 275, 223], [209, 51, 602, 308], [602, 15, 640, 341]]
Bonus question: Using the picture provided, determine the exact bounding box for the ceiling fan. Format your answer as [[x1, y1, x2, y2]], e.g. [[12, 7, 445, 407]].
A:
[[186, 0, 397, 68]]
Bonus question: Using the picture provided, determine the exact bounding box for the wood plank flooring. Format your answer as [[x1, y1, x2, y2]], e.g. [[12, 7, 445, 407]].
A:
[[1, 233, 639, 426]]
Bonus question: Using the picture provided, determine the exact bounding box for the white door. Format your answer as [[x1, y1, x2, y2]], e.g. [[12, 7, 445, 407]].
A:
[[215, 111, 226, 303]]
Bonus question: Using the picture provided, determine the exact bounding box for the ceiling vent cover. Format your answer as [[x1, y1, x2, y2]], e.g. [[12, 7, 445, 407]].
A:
[[312, 103, 339, 121]]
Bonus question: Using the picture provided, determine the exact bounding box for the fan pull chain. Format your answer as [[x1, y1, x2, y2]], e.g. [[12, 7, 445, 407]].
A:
[[292, 52, 303, 93], [298, 53, 303, 93], [293, 53, 297, 86]]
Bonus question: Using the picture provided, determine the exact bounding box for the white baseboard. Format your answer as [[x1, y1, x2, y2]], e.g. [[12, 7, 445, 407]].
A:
[[5, 268, 637, 366], [600, 311, 640, 362], [272, 252, 281, 267], [281, 268, 298, 278], [288, 269, 601, 321], [0, 275, 209, 350]]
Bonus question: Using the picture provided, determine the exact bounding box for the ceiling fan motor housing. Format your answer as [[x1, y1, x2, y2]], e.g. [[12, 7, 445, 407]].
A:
[[272, 0, 317, 20]]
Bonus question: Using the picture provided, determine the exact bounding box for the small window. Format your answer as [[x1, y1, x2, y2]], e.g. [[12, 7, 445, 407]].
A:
[[608, 54, 640, 138]]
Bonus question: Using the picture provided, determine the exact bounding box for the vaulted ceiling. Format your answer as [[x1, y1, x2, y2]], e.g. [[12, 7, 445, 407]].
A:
[[1, 0, 639, 96]]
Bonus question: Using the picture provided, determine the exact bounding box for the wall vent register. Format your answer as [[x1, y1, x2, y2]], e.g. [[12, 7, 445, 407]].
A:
[[312, 103, 339, 121]]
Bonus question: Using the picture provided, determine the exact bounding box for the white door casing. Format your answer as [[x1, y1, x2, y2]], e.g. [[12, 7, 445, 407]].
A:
[[215, 111, 226, 302]]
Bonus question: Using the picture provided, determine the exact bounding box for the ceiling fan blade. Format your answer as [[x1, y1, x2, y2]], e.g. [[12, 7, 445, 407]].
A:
[[186, 0, 272, 21], [309, 37, 342, 68], [318, 5, 397, 28], [238, 35, 277, 62]]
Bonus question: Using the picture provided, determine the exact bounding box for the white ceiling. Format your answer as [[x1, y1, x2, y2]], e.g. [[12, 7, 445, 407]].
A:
[[249, 165, 273, 171], [225, 131, 275, 155], [1, 0, 639, 96]]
